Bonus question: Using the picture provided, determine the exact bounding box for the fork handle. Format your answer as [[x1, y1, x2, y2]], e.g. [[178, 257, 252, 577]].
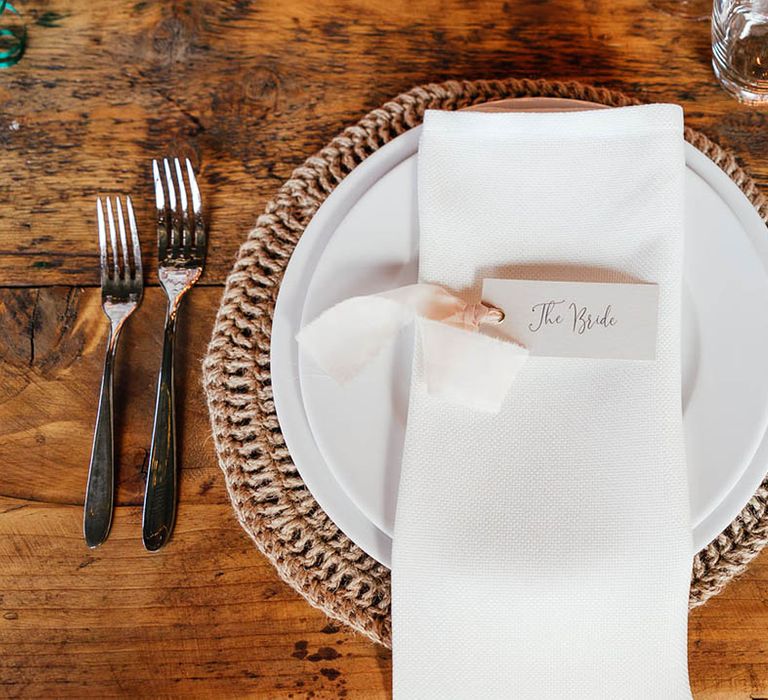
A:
[[142, 305, 179, 551], [83, 328, 119, 548]]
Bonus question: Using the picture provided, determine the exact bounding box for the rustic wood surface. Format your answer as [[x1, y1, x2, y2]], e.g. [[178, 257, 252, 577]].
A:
[[1, 0, 768, 697]]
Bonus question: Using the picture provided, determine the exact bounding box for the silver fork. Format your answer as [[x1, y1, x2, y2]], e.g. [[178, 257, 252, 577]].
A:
[[84, 196, 143, 548], [142, 157, 205, 551]]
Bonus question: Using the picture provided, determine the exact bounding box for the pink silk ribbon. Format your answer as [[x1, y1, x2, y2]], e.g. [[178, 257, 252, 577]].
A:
[[296, 284, 528, 413]]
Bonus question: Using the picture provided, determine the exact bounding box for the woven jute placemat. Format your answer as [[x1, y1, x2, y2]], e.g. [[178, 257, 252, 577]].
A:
[[202, 78, 768, 647]]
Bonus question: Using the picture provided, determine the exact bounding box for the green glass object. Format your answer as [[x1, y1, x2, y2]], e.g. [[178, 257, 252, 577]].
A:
[[0, 0, 26, 69]]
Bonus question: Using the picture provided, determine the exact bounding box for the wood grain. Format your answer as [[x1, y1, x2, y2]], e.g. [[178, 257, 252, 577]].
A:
[[1, 0, 767, 697]]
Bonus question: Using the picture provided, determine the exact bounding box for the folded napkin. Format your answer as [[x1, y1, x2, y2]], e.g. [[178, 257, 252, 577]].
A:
[[392, 105, 692, 698]]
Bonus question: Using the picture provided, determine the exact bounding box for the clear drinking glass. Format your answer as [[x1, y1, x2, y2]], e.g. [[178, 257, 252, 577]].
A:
[[712, 0, 768, 102]]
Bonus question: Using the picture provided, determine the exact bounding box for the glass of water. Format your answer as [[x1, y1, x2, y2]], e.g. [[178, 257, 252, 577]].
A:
[[712, 0, 768, 102]]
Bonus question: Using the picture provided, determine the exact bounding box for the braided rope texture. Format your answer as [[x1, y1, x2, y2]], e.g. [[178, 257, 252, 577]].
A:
[[202, 78, 768, 647]]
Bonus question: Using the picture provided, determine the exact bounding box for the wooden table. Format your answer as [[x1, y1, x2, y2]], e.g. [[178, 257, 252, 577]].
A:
[[1, 0, 768, 696]]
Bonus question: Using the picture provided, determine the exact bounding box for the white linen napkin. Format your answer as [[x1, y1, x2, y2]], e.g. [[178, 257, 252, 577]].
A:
[[391, 105, 692, 698]]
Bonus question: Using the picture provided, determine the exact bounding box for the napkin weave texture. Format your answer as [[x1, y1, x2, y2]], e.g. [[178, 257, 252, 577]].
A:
[[391, 105, 693, 699]]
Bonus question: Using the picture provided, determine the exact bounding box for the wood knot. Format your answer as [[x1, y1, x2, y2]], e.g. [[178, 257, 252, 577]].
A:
[[0, 288, 95, 403], [151, 17, 192, 63]]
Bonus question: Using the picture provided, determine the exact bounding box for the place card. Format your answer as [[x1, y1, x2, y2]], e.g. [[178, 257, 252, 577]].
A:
[[481, 279, 659, 360]]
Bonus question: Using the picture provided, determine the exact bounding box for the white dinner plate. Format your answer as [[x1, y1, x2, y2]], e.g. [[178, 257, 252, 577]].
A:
[[272, 97, 768, 567]]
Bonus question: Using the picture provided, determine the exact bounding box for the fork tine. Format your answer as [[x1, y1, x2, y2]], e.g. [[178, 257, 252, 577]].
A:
[[162, 158, 177, 211], [115, 197, 130, 278], [173, 157, 190, 251], [105, 197, 118, 278], [153, 159, 168, 260], [185, 158, 206, 257], [152, 159, 165, 210], [185, 158, 202, 215], [96, 198, 107, 282], [163, 158, 179, 251], [174, 157, 188, 215], [126, 195, 142, 282]]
